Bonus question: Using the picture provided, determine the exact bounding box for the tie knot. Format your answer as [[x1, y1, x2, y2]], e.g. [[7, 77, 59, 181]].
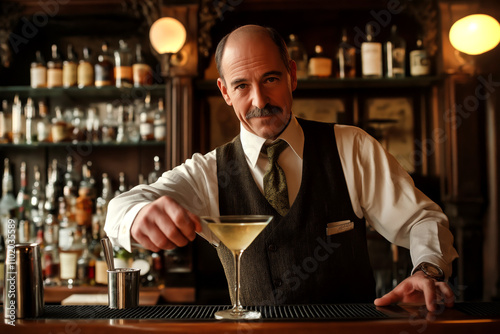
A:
[[264, 139, 288, 162]]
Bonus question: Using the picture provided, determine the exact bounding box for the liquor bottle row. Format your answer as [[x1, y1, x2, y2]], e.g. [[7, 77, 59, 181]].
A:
[[288, 24, 431, 79], [0, 155, 166, 288], [0, 93, 166, 144], [30, 41, 154, 89]]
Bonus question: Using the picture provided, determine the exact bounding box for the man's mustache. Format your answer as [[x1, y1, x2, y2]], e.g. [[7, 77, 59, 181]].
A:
[[246, 104, 283, 119]]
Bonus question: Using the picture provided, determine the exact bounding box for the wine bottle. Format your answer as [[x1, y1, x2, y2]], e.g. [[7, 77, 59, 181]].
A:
[[336, 28, 356, 79], [308, 45, 332, 78], [385, 25, 406, 78], [361, 24, 383, 78], [47, 44, 63, 88]]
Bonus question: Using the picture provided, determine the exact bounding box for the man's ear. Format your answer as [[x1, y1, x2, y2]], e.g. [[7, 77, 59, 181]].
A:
[[217, 78, 233, 106]]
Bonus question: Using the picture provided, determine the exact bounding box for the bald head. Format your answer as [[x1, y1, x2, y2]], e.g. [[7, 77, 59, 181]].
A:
[[215, 25, 291, 83]]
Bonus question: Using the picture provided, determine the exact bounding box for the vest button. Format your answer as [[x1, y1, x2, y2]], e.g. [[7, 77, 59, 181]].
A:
[[273, 279, 283, 287], [268, 244, 277, 252]]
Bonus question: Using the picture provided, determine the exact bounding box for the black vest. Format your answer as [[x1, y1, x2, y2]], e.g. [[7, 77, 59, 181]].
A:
[[216, 118, 375, 305]]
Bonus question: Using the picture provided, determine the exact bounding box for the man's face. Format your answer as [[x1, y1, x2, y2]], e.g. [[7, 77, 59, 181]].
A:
[[217, 32, 297, 140]]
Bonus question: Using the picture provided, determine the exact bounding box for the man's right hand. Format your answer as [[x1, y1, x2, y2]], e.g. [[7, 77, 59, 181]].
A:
[[130, 196, 202, 252]]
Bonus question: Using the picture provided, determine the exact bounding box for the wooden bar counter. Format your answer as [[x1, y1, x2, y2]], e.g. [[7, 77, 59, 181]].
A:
[[1, 302, 500, 334]]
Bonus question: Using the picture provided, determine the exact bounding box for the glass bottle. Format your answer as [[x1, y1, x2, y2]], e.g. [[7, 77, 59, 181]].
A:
[[133, 44, 153, 87], [132, 248, 153, 287], [47, 44, 63, 88], [36, 101, 52, 142], [63, 44, 78, 88], [308, 45, 332, 78], [51, 106, 68, 143], [44, 159, 62, 215], [30, 165, 44, 231], [139, 93, 154, 141], [361, 23, 383, 78], [76, 179, 93, 230], [76, 233, 96, 286], [77, 47, 94, 88], [71, 107, 86, 143], [94, 42, 114, 87], [85, 107, 99, 142], [30, 51, 47, 88], [410, 35, 431, 77], [126, 104, 140, 143], [90, 202, 107, 286], [0, 158, 17, 238], [336, 28, 356, 79], [24, 97, 35, 144], [114, 172, 127, 197], [101, 103, 117, 143], [96, 172, 113, 217], [58, 197, 80, 286], [385, 25, 406, 78], [154, 98, 166, 142], [287, 34, 308, 79], [148, 156, 161, 184], [63, 155, 79, 200], [116, 105, 128, 143], [17, 161, 35, 243], [1, 100, 11, 143], [11, 94, 24, 144], [114, 40, 133, 88]]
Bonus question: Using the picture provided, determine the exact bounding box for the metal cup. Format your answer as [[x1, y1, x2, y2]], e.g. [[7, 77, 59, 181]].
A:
[[3, 243, 44, 319], [107, 268, 140, 309]]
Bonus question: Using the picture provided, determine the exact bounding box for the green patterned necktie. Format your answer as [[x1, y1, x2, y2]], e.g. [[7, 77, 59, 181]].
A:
[[263, 139, 290, 216]]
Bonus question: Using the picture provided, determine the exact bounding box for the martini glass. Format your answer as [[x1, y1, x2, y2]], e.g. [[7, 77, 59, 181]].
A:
[[201, 215, 273, 320]]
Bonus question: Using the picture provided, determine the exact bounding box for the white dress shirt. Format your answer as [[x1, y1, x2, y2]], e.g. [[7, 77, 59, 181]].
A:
[[104, 116, 458, 277]]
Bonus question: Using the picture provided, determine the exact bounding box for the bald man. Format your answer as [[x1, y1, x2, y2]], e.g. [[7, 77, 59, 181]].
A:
[[105, 25, 458, 311]]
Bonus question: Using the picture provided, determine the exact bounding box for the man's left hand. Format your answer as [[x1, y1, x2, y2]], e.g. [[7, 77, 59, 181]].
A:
[[373, 270, 455, 312]]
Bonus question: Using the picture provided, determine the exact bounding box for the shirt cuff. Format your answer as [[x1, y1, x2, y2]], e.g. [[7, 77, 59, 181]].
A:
[[411, 255, 452, 280], [116, 202, 149, 253]]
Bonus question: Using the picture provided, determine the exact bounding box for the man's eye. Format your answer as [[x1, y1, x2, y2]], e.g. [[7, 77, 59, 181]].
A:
[[236, 84, 247, 90], [266, 77, 278, 83]]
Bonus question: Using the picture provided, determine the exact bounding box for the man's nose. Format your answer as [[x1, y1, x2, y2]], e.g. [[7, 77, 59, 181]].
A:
[[251, 85, 268, 109]]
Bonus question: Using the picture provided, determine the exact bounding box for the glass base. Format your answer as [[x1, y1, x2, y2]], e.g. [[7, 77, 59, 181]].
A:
[[214, 308, 261, 320]]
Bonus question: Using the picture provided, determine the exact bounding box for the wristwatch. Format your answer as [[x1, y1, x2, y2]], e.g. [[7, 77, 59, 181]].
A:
[[415, 262, 445, 281]]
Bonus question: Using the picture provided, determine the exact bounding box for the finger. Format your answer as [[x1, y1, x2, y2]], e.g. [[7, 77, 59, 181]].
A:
[[156, 214, 190, 248], [172, 209, 199, 242], [437, 282, 455, 308], [188, 211, 203, 233], [374, 290, 403, 306], [421, 278, 438, 312]]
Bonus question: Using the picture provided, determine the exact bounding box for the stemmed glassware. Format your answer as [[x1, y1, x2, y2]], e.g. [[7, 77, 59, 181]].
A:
[[201, 215, 273, 320]]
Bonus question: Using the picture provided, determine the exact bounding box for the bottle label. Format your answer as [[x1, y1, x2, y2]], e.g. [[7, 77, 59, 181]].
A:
[[140, 122, 153, 137], [115, 66, 133, 83], [361, 42, 383, 77], [63, 63, 78, 87], [308, 58, 332, 77], [30, 67, 47, 88], [94, 65, 114, 86], [59, 251, 78, 280], [95, 260, 109, 284], [133, 64, 153, 86], [78, 63, 94, 87], [154, 124, 166, 141], [47, 68, 63, 88], [410, 50, 430, 76]]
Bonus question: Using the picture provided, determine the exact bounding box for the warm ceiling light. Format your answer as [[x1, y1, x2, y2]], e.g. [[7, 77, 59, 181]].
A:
[[149, 17, 187, 54], [449, 14, 500, 55]]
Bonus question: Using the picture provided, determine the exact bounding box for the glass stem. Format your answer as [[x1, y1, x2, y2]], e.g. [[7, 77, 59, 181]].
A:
[[233, 250, 243, 312]]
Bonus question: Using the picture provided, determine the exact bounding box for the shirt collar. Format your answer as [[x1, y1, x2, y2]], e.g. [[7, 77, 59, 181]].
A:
[[240, 115, 304, 168]]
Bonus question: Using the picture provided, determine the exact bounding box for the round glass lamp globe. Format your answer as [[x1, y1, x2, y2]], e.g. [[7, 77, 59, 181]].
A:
[[449, 14, 500, 55], [149, 17, 187, 54]]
